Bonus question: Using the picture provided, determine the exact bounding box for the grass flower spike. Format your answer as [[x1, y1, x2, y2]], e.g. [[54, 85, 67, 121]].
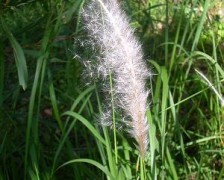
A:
[[81, 0, 151, 156]]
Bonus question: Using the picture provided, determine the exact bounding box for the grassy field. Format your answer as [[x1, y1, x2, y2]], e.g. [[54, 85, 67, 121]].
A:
[[0, 0, 224, 179]]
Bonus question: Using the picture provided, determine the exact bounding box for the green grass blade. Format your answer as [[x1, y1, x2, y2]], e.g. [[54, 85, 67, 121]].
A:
[[65, 85, 95, 126], [63, 111, 106, 145], [0, 132, 7, 155], [191, 0, 211, 51], [51, 89, 95, 176], [166, 147, 178, 179], [147, 110, 158, 179], [57, 158, 114, 179], [192, 51, 224, 78], [1, 18, 28, 90], [176, 135, 220, 150], [49, 81, 64, 132], [160, 67, 169, 160], [184, 0, 210, 82], [94, 85, 118, 177], [109, 72, 118, 164], [0, 42, 4, 105], [24, 10, 53, 178], [122, 137, 132, 179]]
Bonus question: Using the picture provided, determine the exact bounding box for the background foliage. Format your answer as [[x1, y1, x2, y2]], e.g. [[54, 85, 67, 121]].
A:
[[0, 0, 224, 179]]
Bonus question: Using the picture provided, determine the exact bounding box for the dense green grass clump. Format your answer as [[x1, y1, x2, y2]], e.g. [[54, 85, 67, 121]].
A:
[[0, 0, 224, 179]]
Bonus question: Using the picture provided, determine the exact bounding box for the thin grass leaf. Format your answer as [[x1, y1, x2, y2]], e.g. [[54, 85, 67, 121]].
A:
[[146, 110, 158, 179], [62, 0, 83, 23], [166, 147, 178, 179], [176, 135, 220, 150], [191, 0, 211, 51], [120, 164, 132, 180], [25, 52, 49, 178], [1, 18, 28, 90], [58, 159, 114, 179], [51, 92, 93, 176], [195, 69, 224, 106], [67, 86, 95, 115], [94, 86, 118, 177], [192, 51, 224, 78], [25, 11, 53, 178], [0, 132, 7, 155], [49, 81, 64, 132], [165, 87, 210, 111], [63, 111, 105, 145], [169, 11, 182, 72], [184, 0, 210, 81], [122, 137, 132, 179], [160, 67, 169, 160], [0, 42, 4, 105]]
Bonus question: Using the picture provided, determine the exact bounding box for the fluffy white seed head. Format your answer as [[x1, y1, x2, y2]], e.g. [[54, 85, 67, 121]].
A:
[[81, 0, 151, 156]]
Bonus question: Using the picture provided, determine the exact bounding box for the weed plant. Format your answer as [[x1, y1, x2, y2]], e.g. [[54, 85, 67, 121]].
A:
[[0, 0, 224, 179]]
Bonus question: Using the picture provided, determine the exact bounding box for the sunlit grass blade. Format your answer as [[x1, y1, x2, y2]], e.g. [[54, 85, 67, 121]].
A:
[[176, 135, 221, 150], [191, 0, 211, 51], [184, 0, 211, 80], [160, 67, 169, 161]]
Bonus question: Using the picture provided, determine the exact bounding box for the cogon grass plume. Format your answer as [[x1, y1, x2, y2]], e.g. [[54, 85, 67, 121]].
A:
[[81, 0, 151, 157]]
